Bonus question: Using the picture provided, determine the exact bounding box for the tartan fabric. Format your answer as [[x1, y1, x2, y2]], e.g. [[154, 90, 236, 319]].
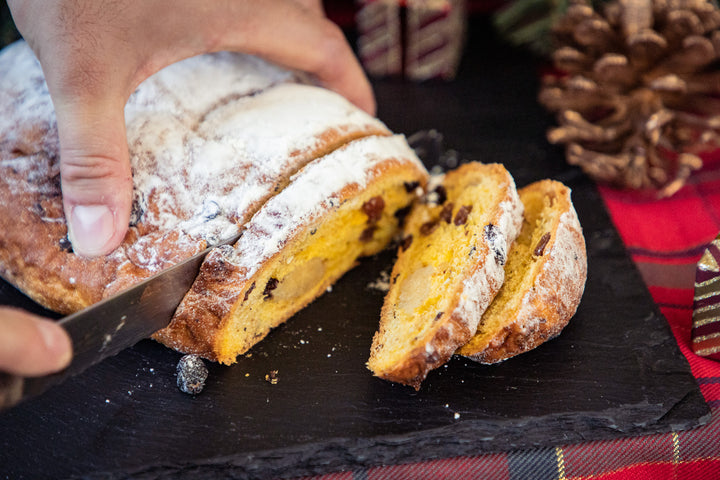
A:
[[292, 155, 720, 479]]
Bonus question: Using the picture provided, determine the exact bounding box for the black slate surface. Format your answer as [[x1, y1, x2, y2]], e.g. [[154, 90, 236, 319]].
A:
[[0, 17, 710, 480]]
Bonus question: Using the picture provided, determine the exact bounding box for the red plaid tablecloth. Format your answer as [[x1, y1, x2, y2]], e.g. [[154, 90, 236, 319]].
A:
[[292, 154, 720, 479]]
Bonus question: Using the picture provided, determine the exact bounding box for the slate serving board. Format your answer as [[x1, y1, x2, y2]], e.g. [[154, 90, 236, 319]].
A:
[[0, 18, 711, 480]]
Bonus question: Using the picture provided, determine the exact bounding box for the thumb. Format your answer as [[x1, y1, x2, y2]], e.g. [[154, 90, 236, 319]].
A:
[[0, 308, 72, 377], [54, 98, 133, 257]]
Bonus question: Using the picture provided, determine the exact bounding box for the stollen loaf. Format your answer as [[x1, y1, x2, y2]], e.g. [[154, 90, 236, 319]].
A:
[[0, 41, 428, 363]]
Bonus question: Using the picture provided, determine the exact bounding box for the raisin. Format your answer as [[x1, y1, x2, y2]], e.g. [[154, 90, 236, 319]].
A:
[[534, 232, 551, 256], [433, 312, 444, 322], [360, 225, 377, 242], [400, 234, 414, 251], [129, 196, 145, 227], [394, 205, 412, 224], [433, 185, 448, 205], [403, 181, 420, 193], [10, 147, 28, 157], [176, 354, 208, 395], [59, 235, 73, 253], [453, 205, 473, 226], [440, 202, 454, 223], [420, 219, 439, 235], [243, 282, 256, 302], [362, 196, 385, 224], [483, 224, 506, 266], [263, 277, 279, 299]]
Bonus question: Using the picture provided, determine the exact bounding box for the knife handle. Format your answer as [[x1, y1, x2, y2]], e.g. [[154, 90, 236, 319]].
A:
[[0, 372, 24, 411]]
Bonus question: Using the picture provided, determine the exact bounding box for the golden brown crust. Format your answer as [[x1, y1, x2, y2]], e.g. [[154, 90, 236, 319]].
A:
[[458, 179, 587, 363], [372, 312, 474, 390], [152, 245, 243, 360]]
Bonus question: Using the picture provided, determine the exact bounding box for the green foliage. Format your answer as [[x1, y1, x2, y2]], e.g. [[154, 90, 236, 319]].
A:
[[492, 0, 606, 56]]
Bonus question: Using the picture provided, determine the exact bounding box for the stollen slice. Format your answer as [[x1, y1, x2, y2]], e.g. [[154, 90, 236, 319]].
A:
[[457, 179, 587, 364], [367, 162, 524, 389]]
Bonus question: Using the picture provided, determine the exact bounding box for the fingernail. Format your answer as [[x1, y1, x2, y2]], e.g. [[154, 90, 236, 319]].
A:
[[68, 205, 115, 257], [35, 320, 72, 370]]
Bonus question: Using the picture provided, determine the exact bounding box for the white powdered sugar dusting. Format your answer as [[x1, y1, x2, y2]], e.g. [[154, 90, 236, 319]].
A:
[[219, 135, 423, 279], [124, 62, 386, 254], [454, 179, 524, 332]]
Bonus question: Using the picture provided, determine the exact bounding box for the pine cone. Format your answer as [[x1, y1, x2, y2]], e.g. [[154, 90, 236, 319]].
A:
[[539, 0, 720, 196]]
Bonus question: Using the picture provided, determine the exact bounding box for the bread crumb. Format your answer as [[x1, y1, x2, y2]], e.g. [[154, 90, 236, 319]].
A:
[[367, 269, 391, 292], [265, 370, 279, 384]]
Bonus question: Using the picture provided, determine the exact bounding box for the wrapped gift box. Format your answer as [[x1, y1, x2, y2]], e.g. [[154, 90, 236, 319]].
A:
[[356, 0, 467, 81]]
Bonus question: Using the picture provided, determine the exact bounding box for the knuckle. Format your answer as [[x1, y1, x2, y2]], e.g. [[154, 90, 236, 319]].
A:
[[312, 22, 350, 75], [60, 151, 130, 186]]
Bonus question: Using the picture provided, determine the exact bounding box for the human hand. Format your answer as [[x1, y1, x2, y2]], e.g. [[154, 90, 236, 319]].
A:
[[0, 307, 72, 376], [7, 0, 375, 257]]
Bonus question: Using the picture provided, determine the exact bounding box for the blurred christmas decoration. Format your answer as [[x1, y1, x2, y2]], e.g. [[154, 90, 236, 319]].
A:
[[356, 0, 467, 81], [493, 0, 574, 55], [539, 0, 720, 197]]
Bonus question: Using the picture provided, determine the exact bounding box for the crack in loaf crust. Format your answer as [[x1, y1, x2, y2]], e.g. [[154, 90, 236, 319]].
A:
[[0, 41, 391, 315], [367, 162, 524, 389], [457, 180, 587, 364], [154, 135, 429, 364]]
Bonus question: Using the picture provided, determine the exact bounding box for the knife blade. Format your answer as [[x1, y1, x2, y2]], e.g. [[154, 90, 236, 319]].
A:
[[0, 234, 238, 411]]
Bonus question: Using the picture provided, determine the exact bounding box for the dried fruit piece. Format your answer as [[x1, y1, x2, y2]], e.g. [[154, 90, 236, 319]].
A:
[[58, 236, 73, 253], [440, 202, 454, 223], [534, 232, 552, 256], [398, 265, 434, 312], [401, 234, 414, 251], [430, 185, 448, 205], [362, 196, 385, 223], [453, 205, 473, 225], [263, 277, 279, 299], [272, 257, 326, 301], [394, 205, 412, 224], [243, 282, 256, 302], [176, 354, 209, 395], [403, 181, 421, 192], [360, 225, 377, 242], [420, 219, 439, 235], [484, 224, 506, 265]]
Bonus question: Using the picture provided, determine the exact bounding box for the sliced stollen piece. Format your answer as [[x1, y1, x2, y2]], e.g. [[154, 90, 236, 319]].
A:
[[154, 135, 429, 364], [0, 41, 389, 314], [457, 179, 587, 364], [367, 162, 524, 389]]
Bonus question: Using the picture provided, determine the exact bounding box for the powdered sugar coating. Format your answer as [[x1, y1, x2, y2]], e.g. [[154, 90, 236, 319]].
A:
[[126, 81, 388, 256], [216, 134, 424, 277]]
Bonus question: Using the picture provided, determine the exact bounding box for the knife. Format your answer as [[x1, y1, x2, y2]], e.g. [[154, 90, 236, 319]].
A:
[[0, 234, 239, 411]]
